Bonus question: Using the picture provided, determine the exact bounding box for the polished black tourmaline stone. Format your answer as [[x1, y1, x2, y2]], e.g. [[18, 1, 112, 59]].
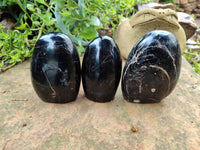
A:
[[31, 32, 81, 103], [122, 30, 182, 103], [82, 36, 122, 102]]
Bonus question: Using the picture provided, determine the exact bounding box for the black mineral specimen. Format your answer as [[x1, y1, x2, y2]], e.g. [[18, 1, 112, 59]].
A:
[[122, 30, 181, 103], [31, 32, 81, 103], [82, 36, 122, 102]]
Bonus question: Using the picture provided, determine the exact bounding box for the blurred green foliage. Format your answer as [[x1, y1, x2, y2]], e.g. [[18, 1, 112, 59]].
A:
[[0, 0, 153, 71], [0, 25, 33, 71], [183, 49, 200, 74]]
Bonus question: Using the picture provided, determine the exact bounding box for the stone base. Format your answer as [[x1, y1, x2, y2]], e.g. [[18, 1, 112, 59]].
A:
[[0, 57, 200, 149]]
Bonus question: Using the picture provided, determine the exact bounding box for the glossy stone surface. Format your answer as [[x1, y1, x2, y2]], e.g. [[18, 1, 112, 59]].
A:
[[82, 36, 122, 102], [122, 30, 182, 103], [31, 32, 81, 103]]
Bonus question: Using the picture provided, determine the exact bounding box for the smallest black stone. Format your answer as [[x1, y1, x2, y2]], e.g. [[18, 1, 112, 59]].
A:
[[82, 36, 122, 102]]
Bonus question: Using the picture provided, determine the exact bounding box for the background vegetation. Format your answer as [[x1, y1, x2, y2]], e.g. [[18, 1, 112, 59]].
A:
[[0, 0, 152, 71], [0, 0, 200, 75]]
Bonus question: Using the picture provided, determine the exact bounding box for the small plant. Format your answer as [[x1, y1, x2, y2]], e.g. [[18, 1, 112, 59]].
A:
[[0, 25, 34, 71], [183, 49, 200, 74]]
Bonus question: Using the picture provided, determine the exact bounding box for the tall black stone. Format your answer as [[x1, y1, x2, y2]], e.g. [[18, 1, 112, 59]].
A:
[[82, 36, 122, 102]]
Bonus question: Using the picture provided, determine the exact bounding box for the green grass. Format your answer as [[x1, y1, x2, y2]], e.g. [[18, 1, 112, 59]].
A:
[[183, 49, 200, 74]]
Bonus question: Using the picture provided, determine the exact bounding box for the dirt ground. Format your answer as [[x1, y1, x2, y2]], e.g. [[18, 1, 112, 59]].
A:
[[0, 57, 199, 150]]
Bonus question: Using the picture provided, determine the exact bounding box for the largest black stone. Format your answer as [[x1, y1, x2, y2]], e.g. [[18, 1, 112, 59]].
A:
[[122, 30, 182, 103], [31, 32, 81, 103]]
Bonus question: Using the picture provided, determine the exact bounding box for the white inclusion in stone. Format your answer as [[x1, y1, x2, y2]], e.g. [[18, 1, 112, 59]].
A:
[[138, 81, 142, 93], [133, 99, 141, 103], [151, 88, 156, 93]]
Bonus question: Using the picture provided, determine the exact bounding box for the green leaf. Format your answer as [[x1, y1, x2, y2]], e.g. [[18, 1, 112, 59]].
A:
[[0, 42, 3, 47], [16, 23, 27, 30], [78, 0, 85, 17], [0, 61, 4, 68], [48, 19, 57, 25], [70, 10, 86, 21], [33, 21, 41, 26], [60, 11, 71, 17], [90, 16, 101, 27], [37, 13, 54, 24], [27, 4, 35, 11], [67, 0, 78, 9], [77, 45, 85, 55], [0, 31, 9, 39], [79, 27, 98, 39], [35, 0, 46, 5]]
